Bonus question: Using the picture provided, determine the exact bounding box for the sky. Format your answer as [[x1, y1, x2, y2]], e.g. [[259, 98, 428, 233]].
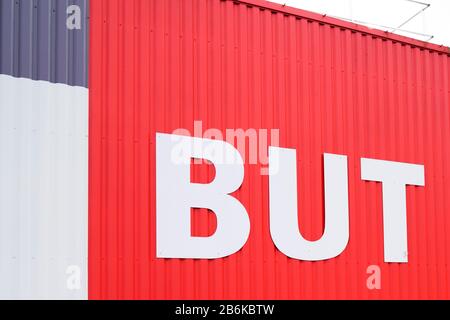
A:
[[268, 0, 450, 47]]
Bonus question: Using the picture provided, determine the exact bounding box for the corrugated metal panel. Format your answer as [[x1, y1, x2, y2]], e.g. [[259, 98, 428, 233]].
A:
[[0, 0, 89, 299], [0, 75, 88, 300], [89, 0, 450, 299], [0, 0, 89, 87]]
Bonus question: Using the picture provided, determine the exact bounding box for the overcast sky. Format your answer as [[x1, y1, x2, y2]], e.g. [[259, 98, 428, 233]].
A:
[[268, 0, 450, 46]]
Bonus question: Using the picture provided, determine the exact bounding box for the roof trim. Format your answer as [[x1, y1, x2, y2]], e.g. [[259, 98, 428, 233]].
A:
[[232, 0, 450, 56]]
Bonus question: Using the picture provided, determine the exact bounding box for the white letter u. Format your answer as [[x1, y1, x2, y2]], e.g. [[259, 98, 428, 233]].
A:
[[269, 148, 349, 261]]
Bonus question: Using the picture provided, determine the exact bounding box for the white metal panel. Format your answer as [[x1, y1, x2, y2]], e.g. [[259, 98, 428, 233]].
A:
[[0, 75, 88, 300]]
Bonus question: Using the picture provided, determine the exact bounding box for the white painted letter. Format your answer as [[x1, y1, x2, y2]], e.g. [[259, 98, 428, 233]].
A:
[[361, 158, 425, 263], [269, 148, 349, 261], [156, 133, 250, 259]]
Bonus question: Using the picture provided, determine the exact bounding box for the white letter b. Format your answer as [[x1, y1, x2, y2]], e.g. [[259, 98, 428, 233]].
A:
[[156, 133, 250, 259]]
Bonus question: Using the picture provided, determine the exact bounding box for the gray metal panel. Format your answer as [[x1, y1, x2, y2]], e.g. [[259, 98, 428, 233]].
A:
[[0, 0, 89, 87]]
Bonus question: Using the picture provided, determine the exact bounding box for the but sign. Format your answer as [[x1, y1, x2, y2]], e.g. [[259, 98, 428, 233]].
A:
[[156, 133, 425, 263]]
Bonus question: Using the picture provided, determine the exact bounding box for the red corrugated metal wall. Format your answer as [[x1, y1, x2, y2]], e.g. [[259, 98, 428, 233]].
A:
[[89, 0, 450, 299]]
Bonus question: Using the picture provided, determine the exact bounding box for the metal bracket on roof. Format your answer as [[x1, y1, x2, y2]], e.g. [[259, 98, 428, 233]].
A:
[[328, 15, 434, 41], [270, 0, 435, 42], [389, 0, 431, 35]]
